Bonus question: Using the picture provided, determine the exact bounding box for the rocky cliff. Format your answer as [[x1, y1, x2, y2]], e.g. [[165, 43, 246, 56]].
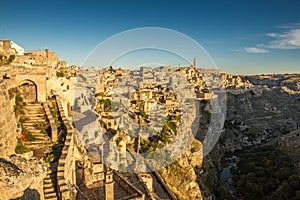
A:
[[199, 74, 300, 199], [0, 153, 47, 200], [159, 139, 203, 200]]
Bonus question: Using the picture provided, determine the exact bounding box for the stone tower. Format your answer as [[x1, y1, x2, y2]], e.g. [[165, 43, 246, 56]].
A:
[[193, 57, 197, 68], [105, 169, 114, 200]]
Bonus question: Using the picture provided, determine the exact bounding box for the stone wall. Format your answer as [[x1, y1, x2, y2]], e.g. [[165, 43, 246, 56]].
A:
[[43, 102, 58, 142], [56, 96, 76, 200], [0, 79, 18, 157], [113, 172, 145, 200], [55, 95, 91, 200]]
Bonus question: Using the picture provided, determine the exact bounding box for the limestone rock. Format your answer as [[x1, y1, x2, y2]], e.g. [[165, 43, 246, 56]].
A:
[[0, 154, 47, 200], [159, 139, 203, 200]]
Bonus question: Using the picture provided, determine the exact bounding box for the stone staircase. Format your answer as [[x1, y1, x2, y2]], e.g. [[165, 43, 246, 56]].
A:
[[21, 103, 59, 199], [22, 103, 52, 154], [43, 163, 59, 200]]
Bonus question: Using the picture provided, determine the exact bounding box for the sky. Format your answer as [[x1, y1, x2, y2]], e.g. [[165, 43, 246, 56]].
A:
[[0, 0, 300, 74]]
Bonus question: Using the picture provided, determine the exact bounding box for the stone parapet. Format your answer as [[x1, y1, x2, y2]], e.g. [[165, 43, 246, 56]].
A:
[[43, 102, 58, 142], [113, 172, 145, 200], [55, 95, 75, 200]]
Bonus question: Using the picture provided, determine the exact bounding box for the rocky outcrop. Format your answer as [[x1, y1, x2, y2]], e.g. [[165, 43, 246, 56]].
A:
[[198, 75, 300, 199], [159, 139, 203, 200], [0, 154, 47, 200], [222, 83, 300, 152]]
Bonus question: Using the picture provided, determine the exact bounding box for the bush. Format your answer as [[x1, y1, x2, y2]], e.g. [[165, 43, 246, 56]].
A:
[[15, 139, 30, 154], [56, 71, 65, 77], [116, 137, 122, 146], [103, 99, 111, 112], [167, 121, 177, 134], [44, 152, 55, 163], [24, 133, 35, 142], [140, 110, 149, 119], [78, 74, 87, 81], [8, 55, 15, 63]]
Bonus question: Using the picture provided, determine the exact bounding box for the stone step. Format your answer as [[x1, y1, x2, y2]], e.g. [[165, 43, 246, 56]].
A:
[[44, 197, 57, 200], [24, 108, 44, 110], [24, 108, 45, 112], [24, 108, 44, 111], [44, 178, 53, 184], [25, 103, 43, 105], [22, 126, 44, 130], [24, 106, 44, 109], [33, 136, 50, 141], [21, 116, 46, 120], [44, 192, 57, 199], [45, 172, 57, 179], [57, 164, 64, 171], [21, 113, 45, 117], [24, 104, 43, 108], [23, 112, 44, 115], [47, 169, 57, 175], [22, 120, 46, 124], [22, 122, 48, 126], [25, 132, 46, 136], [44, 187, 56, 194], [59, 183, 68, 192], [43, 183, 56, 190], [25, 139, 49, 144], [23, 120, 46, 123], [22, 129, 41, 133]]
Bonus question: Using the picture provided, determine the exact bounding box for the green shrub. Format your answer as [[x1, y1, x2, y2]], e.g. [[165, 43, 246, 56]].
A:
[[56, 71, 65, 77], [8, 55, 15, 63], [167, 121, 177, 134], [44, 152, 55, 163], [103, 99, 111, 112], [25, 133, 35, 142], [140, 110, 149, 119], [15, 139, 30, 154]]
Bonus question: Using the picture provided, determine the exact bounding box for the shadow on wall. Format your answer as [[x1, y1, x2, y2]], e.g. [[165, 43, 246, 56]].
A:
[[11, 188, 40, 200]]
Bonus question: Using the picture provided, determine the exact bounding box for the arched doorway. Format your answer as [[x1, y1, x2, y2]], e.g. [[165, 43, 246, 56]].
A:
[[19, 80, 37, 102]]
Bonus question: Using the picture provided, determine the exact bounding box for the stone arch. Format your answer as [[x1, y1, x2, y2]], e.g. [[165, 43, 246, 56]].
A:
[[18, 79, 37, 102]]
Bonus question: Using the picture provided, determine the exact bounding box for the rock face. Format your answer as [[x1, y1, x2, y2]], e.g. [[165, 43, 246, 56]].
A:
[[0, 154, 47, 200], [222, 81, 300, 152], [198, 74, 300, 199], [159, 139, 203, 200]]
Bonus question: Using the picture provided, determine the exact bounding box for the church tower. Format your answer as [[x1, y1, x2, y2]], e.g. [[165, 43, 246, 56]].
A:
[[105, 169, 114, 200], [193, 57, 197, 68]]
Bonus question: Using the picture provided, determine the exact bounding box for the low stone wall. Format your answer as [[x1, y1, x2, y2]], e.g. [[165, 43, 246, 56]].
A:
[[135, 174, 153, 199], [113, 172, 145, 200], [147, 164, 177, 200], [154, 171, 177, 199], [55, 95, 75, 200], [42, 102, 57, 142]]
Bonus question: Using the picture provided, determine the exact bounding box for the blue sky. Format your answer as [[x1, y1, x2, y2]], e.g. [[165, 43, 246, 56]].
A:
[[0, 0, 300, 74]]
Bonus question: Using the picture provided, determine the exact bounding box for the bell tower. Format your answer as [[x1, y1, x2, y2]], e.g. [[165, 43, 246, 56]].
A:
[[105, 169, 114, 200]]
